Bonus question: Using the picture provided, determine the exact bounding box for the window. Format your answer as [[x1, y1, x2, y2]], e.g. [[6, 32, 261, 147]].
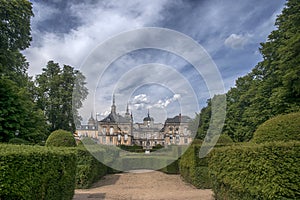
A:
[[176, 135, 180, 144], [184, 137, 188, 144], [109, 127, 114, 135], [184, 127, 188, 135], [102, 136, 106, 143], [103, 127, 107, 134]]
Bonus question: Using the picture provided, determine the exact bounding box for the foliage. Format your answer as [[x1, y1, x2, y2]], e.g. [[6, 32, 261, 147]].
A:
[[0, 0, 33, 85], [119, 144, 144, 153], [0, 76, 48, 143], [74, 146, 108, 189], [179, 144, 212, 189], [0, 144, 77, 200], [193, 0, 300, 142], [252, 112, 300, 143], [179, 136, 233, 189], [35, 61, 88, 133], [45, 129, 76, 147], [209, 141, 300, 200], [0, 0, 48, 143], [211, 134, 233, 145], [8, 137, 30, 145], [159, 160, 179, 174], [118, 155, 178, 172]]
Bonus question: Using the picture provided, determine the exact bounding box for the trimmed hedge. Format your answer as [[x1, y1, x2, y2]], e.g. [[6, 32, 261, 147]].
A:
[[179, 135, 233, 189], [45, 129, 76, 147], [0, 144, 77, 200], [209, 141, 300, 200], [159, 160, 179, 174], [119, 144, 144, 153], [74, 146, 108, 189], [118, 155, 177, 172], [179, 144, 212, 188], [8, 138, 30, 145], [252, 112, 300, 143]]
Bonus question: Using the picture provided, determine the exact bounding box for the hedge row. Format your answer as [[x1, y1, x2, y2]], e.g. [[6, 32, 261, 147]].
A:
[[209, 141, 300, 200], [179, 136, 234, 189], [74, 146, 108, 189], [179, 144, 212, 188], [252, 112, 300, 143], [0, 144, 77, 200], [116, 155, 178, 172]]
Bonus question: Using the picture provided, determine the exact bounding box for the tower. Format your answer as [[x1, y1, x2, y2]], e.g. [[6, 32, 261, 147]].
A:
[[125, 103, 131, 120], [111, 94, 116, 114]]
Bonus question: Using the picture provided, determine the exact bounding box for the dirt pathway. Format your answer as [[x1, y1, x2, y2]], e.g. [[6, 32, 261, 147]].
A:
[[73, 170, 214, 200]]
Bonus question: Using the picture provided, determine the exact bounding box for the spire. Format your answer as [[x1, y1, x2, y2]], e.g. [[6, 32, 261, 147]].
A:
[[126, 103, 129, 114], [111, 94, 116, 114], [113, 94, 115, 105], [147, 109, 150, 118], [88, 112, 95, 125]]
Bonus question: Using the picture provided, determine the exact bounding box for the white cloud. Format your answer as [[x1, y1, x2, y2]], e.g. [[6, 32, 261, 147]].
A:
[[224, 33, 251, 49], [153, 94, 181, 109], [24, 0, 286, 123], [131, 94, 150, 110], [24, 0, 170, 76], [133, 94, 149, 104]]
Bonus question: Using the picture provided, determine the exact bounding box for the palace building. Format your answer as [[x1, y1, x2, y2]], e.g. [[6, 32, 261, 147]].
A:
[[76, 96, 193, 148]]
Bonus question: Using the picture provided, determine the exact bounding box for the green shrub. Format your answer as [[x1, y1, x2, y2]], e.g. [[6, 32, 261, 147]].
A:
[[8, 138, 30, 145], [118, 155, 177, 171], [45, 129, 76, 147], [0, 144, 77, 200], [209, 141, 300, 200], [74, 146, 108, 189], [179, 144, 212, 188], [179, 138, 233, 189], [160, 160, 179, 174], [213, 134, 234, 145], [252, 112, 300, 143], [119, 144, 144, 153]]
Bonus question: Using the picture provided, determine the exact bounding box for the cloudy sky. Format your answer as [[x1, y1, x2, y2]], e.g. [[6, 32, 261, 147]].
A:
[[24, 0, 286, 123]]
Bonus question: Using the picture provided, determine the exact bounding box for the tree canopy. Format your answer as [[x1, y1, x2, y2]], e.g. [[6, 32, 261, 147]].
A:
[[193, 0, 300, 142], [35, 61, 88, 133], [0, 0, 88, 143]]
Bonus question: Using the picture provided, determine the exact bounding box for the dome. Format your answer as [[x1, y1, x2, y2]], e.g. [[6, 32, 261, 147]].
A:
[[143, 110, 154, 122]]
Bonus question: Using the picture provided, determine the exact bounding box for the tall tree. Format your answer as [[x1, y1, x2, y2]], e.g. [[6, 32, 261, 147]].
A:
[[35, 61, 88, 133], [0, 0, 33, 86], [0, 0, 47, 143], [195, 0, 300, 142]]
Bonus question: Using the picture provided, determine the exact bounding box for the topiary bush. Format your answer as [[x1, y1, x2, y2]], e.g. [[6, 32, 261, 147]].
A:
[[252, 112, 300, 143], [209, 141, 300, 200], [45, 129, 76, 147], [0, 144, 77, 200]]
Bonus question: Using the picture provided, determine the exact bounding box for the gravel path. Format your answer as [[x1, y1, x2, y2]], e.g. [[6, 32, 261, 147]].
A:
[[73, 170, 214, 200]]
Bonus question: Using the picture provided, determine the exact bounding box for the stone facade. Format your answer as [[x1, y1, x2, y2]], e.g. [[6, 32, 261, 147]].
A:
[[76, 97, 193, 148]]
